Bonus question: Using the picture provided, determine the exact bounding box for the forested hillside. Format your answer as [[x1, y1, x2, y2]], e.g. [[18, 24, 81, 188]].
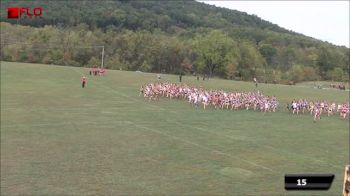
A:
[[1, 0, 349, 83]]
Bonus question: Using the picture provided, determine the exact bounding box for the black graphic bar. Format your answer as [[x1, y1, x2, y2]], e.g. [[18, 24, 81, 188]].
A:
[[285, 174, 334, 190]]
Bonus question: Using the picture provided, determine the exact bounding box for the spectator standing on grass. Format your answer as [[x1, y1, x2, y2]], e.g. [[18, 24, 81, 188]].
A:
[[179, 74, 182, 82], [253, 77, 258, 88], [81, 76, 87, 88]]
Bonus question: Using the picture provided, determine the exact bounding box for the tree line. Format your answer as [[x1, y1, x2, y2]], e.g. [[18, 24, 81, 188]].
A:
[[1, 22, 348, 83], [0, 0, 294, 34]]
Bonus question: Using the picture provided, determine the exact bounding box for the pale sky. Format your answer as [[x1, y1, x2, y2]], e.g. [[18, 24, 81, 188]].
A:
[[198, 1, 349, 48]]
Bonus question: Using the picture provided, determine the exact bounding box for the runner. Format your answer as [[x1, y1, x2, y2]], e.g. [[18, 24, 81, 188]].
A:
[[139, 85, 144, 96], [313, 106, 321, 122], [253, 77, 258, 88]]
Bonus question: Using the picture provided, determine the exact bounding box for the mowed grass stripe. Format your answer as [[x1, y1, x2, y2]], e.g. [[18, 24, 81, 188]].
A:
[[126, 120, 275, 172]]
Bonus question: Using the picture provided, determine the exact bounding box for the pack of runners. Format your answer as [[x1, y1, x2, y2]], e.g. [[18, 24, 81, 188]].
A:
[[140, 82, 279, 112], [288, 99, 350, 121], [89, 66, 106, 76], [140, 82, 349, 122]]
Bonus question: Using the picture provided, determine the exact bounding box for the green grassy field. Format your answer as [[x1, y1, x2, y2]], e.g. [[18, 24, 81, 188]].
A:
[[1, 61, 349, 195], [297, 81, 349, 90]]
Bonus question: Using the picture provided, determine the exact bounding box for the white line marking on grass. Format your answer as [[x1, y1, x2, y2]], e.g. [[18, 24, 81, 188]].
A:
[[2, 120, 129, 128], [169, 121, 341, 170], [71, 67, 169, 112], [194, 123, 337, 168], [2, 107, 85, 112], [192, 126, 255, 142], [193, 122, 337, 168], [126, 120, 275, 173]]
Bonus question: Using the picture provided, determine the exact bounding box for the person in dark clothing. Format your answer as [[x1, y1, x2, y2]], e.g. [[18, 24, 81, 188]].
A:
[[81, 76, 87, 88], [344, 165, 350, 196], [179, 74, 182, 82]]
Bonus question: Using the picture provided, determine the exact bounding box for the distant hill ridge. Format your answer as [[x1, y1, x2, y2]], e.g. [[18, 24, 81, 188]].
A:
[[0, 1, 294, 33]]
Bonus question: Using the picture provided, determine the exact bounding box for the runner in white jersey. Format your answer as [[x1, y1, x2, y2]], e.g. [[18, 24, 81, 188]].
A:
[[201, 94, 209, 110], [313, 106, 321, 122], [292, 101, 297, 114]]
